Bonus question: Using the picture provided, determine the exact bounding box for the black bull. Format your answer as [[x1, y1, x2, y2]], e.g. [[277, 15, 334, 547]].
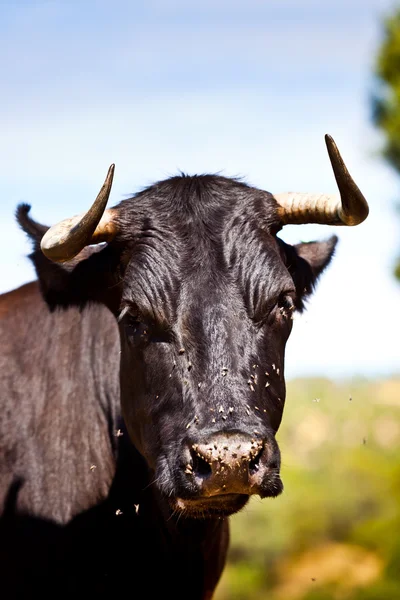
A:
[[0, 136, 368, 599]]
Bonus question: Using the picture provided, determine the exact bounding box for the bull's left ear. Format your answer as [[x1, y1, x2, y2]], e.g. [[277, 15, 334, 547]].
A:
[[16, 204, 124, 314], [279, 234, 338, 311]]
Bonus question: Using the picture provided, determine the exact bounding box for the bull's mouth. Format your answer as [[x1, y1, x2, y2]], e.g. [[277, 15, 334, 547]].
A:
[[170, 494, 250, 519], [169, 474, 284, 519]]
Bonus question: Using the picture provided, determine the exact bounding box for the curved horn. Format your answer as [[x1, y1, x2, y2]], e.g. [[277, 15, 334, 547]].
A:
[[274, 135, 369, 226], [40, 164, 117, 262]]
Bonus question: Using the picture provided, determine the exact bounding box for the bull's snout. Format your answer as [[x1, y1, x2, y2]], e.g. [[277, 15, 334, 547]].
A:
[[184, 432, 282, 498]]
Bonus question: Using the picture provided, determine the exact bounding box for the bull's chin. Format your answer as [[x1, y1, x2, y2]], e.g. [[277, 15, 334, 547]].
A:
[[170, 494, 250, 519]]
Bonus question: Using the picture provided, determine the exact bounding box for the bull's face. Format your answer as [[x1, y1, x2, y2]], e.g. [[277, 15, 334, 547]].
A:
[[116, 202, 301, 517], [23, 135, 368, 518]]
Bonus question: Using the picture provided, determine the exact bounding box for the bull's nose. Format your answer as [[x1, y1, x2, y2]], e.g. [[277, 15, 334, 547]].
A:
[[187, 433, 273, 496]]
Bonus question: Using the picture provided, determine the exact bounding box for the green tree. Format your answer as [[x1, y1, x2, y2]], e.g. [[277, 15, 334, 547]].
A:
[[372, 7, 400, 280]]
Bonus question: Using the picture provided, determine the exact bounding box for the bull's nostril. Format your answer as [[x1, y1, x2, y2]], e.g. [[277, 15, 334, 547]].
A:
[[249, 446, 263, 475], [190, 449, 212, 478], [249, 460, 259, 473]]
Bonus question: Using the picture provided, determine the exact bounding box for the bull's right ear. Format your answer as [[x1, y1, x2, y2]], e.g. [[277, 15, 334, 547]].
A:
[[278, 234, 338, 311], [16, 204, 124, 314]]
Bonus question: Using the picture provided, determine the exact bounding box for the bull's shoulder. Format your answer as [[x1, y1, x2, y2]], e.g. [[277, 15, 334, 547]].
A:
[[0, 281, 41, 320], [0, 281, 121, 523]]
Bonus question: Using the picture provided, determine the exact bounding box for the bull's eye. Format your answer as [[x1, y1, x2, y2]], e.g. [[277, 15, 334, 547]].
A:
[[263, 293, 295, 325], [125, 319, 151, 346], [122, 313, 174, 346], [277, 294, 295, 316], [257, 293, 295, 327]]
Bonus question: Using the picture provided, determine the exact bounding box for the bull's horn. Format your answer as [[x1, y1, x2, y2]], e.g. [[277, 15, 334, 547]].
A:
[[274, 135, 369, 226], [40, 164, 117, 262]]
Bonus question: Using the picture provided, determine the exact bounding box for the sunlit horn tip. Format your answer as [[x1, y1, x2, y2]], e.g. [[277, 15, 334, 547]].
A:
[[96, 163, 115, 199], [325, 134, 369, 226], [324, 133, 335, 147], [324, 134, 342, 166], [106, 163, 115, 179]]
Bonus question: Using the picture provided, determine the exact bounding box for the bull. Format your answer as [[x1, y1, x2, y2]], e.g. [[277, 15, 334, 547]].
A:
[[0, 135, 368, 599]]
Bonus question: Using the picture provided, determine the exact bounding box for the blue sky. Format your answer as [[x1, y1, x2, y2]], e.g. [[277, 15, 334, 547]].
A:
[[1, 0, 399, 380]]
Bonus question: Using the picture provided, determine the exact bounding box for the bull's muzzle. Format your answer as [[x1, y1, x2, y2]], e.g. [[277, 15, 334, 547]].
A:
[[184, 432, 282, 498]]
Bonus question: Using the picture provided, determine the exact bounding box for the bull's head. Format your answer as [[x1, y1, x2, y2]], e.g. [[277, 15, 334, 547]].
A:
[[20, 135, 368, 518]]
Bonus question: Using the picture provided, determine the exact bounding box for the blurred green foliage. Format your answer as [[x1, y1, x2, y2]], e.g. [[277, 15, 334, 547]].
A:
[[372, 7, 400, 280], [373, 9, 400, 173], [214, 377, 400, 600]]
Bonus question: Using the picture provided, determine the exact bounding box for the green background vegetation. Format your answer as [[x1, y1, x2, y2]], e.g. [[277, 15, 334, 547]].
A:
[[215, 377, 400, 600], [372, 7, 400, 280]]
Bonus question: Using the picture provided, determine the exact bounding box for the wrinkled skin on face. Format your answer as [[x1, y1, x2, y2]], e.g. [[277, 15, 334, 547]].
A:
[[21, 174, 337, 519]]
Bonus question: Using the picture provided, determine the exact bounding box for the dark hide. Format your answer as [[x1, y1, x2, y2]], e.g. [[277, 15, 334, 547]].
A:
[[0, 174, 338, 599], [0, 282, 228, 599]]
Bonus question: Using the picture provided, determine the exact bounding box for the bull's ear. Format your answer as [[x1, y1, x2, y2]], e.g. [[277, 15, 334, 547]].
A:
[[279, 234, 338, 311], [16, 204, 123, 313]]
